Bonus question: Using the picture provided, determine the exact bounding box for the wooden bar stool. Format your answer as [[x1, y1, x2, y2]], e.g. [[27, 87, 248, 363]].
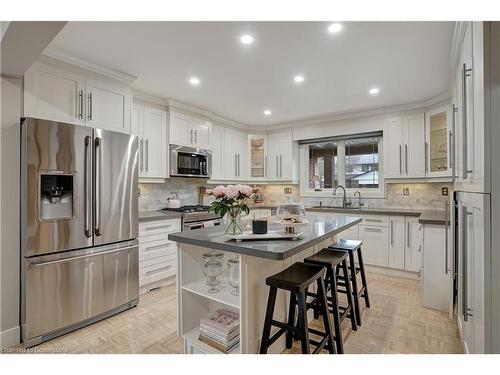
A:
[[329, 239, 370, 326], [304, 248, 357, 354], [259, 262, 336, 354]]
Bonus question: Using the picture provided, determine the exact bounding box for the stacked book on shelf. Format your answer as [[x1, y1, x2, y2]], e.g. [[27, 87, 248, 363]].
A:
[[199, 309, 240, 353]]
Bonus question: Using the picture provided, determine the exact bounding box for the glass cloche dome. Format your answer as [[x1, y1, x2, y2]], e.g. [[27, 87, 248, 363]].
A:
[[276, 195, 307, 225]]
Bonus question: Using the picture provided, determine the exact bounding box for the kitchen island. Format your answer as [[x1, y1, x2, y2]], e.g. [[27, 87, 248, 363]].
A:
[[169, 213, 362, 354]]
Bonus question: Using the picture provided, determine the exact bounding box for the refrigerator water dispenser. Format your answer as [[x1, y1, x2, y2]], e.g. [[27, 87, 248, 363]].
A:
[[40, 174, 74, 220]]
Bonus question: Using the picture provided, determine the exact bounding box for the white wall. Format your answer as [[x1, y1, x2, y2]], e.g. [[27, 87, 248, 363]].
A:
[[0, 75, 21, 348]]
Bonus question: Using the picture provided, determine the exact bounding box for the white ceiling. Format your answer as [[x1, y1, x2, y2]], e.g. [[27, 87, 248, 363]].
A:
[[47, 21, 454, 126]]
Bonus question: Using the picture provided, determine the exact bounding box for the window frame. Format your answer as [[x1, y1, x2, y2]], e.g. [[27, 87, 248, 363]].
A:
[[299, 136, 385, 198]]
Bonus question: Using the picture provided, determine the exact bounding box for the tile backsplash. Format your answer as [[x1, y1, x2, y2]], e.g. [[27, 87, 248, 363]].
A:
[[261, 183, 453, 210], [139, 179, 453, 212], [139, 178, 208, 211]]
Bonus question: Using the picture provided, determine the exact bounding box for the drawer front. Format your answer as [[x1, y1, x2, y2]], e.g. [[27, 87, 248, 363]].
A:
[[139, 219, 181, 237], [139, 239, 177, 261], [359, 225, 389, 267], [139, 254, 176, 286], [361, 215, 390, 227]]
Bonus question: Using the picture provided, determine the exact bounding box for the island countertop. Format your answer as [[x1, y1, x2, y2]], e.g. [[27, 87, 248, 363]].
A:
[[168, 214, 362, 260]]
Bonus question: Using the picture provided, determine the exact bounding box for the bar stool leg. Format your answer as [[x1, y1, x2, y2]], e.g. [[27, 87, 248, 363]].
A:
[[348, 252, 362, 326], [357, 248, 370, 308], [286, 292, 296, 349], [341, 258, 357, 331], [259, 287, 277, 354], [297, 291, 311, 354], [328, 267, 343, 353], [318, 275, 336, 354]]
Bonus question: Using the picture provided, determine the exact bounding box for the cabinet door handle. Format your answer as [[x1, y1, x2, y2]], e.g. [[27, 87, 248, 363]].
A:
[[145, 265, 172, 276], [140, 138, 144, 172], [363, 227, 382, 233], [425, 142, 428, 173], [364, 218, 382, 223], [88, 92, 93, 120], [390, 221, 394, 245], [405, 144, 408, 175], [462, 63, 473, 179], [234, 154, 237, 177], [264, 155, 268, 178], [399, 144, 402, 175], [144, 242, 173, 252], [276, 155, 279, 178], [145, 138, 149, 172], [144, 224, 171, 231], [78, 90, 84, 119], [407, 221, 410, 248], [280, 155, 283, 178], [194, 130, 197, 144], [190, 129, 193, 144]]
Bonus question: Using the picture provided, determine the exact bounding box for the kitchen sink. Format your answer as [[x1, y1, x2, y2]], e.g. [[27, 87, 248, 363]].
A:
[[310, 205, 362, 210]]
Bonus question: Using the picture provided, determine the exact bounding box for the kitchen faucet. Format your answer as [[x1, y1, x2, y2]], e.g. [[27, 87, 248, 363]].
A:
[[354, 191, 364, 208], [334, 185, 350, 208]]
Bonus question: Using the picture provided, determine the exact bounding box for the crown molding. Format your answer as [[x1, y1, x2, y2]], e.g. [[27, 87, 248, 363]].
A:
[[165, 98, 214, 119], [42, 48, 138, 84], [132, 89, 167, 107], [266, 92, 451, 131], [210, 114, 251, 130]]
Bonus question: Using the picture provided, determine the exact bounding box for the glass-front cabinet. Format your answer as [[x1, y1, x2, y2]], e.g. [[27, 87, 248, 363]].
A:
[[248, 134, 267, 179], [426, 106, 452, 178]]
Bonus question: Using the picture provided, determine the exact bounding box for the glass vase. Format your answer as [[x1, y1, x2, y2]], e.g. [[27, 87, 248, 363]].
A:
[[225, 207, 243, 236]]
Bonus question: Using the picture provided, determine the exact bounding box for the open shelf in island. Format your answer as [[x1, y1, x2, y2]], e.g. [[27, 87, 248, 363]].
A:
[[182, 278, 240, 309], [183, 326, 241, 354]]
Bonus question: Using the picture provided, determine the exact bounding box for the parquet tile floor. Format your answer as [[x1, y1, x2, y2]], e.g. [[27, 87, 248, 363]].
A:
[[14, 272, 463, 354]]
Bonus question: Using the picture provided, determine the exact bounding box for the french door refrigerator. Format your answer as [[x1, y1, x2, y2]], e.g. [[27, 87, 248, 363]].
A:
[[20, 117, 139, 347]]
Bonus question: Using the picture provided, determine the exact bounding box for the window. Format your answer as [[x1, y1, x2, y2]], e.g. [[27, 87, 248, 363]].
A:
[[300, 133, 383, 196], [344, 137, 379, 189]]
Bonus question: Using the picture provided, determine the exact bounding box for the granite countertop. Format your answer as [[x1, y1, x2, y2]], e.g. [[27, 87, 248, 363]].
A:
[[418, 210, 450, 225], [139, 210, 183, 222], [168, 215, 362, 260]]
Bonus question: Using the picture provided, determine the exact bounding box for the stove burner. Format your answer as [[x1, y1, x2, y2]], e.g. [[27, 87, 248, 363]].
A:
[[160, 205, 210, 213]]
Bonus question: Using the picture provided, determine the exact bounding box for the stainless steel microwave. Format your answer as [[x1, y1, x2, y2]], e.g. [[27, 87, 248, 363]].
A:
[[169, 144, 212, 178]]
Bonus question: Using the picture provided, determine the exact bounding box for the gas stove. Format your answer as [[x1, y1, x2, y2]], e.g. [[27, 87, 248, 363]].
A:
[[160, 204, 210, 213], [160, 205, 221, 230]]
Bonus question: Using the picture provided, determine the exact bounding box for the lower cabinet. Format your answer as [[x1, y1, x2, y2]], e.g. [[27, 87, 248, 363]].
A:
[[405, 217, 423, 272], [138, 218, 181, 294], [389, 216, 406, 270], [359, 223, 390, 268]]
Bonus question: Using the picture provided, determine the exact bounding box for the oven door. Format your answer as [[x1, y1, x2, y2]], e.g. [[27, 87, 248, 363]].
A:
[[170, 144, 211, 178], [183, 218, 223, 231]]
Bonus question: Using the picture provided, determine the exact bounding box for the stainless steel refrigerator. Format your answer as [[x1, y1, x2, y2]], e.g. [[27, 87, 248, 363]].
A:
[[20, 117, 139, 347]]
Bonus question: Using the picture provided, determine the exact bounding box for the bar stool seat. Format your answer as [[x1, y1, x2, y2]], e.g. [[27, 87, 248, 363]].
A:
[[260, 262, 336, 354], [304, 248, 357, 354], [329, 239, 370, 326]]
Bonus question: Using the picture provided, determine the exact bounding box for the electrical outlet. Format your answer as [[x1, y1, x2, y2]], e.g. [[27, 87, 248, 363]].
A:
[[403, 187, 410, 196], [138, 188, 141, 198], [284, 187, 292, 194], [442, 187, 449, 196]]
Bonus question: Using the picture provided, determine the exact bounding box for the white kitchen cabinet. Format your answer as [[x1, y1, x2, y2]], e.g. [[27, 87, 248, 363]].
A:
[[210, 125, 225, 180], [426, 106, 452, 178], [24, 61, 132, 134], [169, 110, 211, 149], [385, 114, 426, 179], [85, 78, 131, 134], [224, 127, 247, 180], [24, 62, 86, 126], [457, 192, 489, 354], [248, 134, 267, 179], [388, 216, 405, 270], [268, 130, 296, 181], [133, 102, 168, 180], [422, 223, 451, 313], [405, 217, 422, 272], [359, 224, 389, 267]]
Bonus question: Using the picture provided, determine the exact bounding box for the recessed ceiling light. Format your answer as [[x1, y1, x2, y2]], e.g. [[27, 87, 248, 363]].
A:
[[328, 23, 343, 33], [294, 75, 305, 83], [240, 34, 254, 45], [189, 77, 200, 86], [263, 109, 272, 116], [369, 87, 380, 95]]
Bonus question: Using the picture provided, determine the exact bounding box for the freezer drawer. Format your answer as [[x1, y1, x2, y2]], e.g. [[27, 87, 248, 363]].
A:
[[23, 242, 138, 341]]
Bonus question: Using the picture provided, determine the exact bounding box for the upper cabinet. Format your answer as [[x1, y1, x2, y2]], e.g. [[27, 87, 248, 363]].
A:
[[385, 113, 426, 179], [168, 110, 211, 149], [425, 106, 452, 178], [223, 127, 247, 180], [24, 61, 132, 134], [211, 125, 225, 180], [85, 78, 131, 134], [248, 134, 267, 180], [132, 102, 168, 181], [267, 130, 297, 182]]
